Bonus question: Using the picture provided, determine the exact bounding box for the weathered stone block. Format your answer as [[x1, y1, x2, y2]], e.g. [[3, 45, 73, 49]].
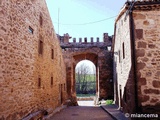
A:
[[142, 57, 149, 62], [147, 52, 152, 57], [137, 41, 147, 48], [139, 78, 146, 85], [152, 80, 160, 88], [137, 62, 146, 70], [135, 29, 143, 39], [144, 30, 158, 38], [155, 71, 160, 77], [144, 88, 159, 94], [136, 49, 145, 57], [146, 71, 152, 77], [150, 98, 159, 103], [137, 71, 141, 79], [133, 13, 146, 20], [148, 44, 156, 49], [140, 95, 150, 102], [143, 20, 149, 25]]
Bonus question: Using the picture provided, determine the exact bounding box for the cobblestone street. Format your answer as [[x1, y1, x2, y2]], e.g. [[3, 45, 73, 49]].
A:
[[49, 101, 114, 120]]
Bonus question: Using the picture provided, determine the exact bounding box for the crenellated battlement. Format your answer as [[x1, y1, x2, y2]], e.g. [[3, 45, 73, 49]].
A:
[[58, 33, 113, 44], [58, 33, 113, 51], [72, 37, 101, 43]]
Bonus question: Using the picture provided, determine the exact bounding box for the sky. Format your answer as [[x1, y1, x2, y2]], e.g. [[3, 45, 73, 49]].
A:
[[46, 0, 127, 42], [45, 0, 127, 71], [75, 60, 96, 74]]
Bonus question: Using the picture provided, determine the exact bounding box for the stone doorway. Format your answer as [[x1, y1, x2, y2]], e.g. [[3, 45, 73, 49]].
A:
[[75, 60, 97, 105]]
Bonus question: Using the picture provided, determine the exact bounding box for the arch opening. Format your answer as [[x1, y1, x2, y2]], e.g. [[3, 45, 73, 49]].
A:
[[75, 60, 96, 106]]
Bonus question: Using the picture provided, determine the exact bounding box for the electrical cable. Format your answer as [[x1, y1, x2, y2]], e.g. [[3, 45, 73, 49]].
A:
[[53, 15, 117, 25]]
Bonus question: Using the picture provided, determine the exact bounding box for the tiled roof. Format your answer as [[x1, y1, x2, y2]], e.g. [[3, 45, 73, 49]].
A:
[[115, 0, 160, 22]]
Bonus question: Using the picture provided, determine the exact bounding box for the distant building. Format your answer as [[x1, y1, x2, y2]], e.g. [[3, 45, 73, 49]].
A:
[[113, 0, 160, 114]]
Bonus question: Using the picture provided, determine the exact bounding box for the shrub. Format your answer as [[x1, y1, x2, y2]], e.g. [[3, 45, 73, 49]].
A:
[[106, 99, 113, 105]]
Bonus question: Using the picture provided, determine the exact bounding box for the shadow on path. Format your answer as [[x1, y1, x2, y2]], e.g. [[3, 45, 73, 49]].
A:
[[49, 103, 114, 120]]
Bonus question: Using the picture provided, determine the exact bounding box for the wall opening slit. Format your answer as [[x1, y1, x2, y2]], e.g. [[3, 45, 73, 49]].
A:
[[39, 40, 43, 55], [51, 76, 53, 86], [29, 26, 34, 34], [38, 77, 41, 88]]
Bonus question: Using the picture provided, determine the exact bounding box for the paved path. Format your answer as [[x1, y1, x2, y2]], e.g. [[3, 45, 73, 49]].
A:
[[77, 100, 94, 106], [101, 104, 128, 120], [49, 104, 114, 120]]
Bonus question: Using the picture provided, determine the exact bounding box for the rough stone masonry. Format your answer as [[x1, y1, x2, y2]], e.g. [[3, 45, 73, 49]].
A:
[[0, 0, 67, 119], [113, 0, 160, 114], [59, 33, 113, 105]]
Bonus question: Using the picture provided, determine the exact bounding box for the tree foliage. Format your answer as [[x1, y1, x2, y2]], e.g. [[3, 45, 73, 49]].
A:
[[75, 63, 96, 94]]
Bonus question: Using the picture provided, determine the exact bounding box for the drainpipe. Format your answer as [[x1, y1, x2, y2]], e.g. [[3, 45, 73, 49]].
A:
[[97, 66, 100, 100], [129, 5, 139, 113], [113, 22, 117, 104]]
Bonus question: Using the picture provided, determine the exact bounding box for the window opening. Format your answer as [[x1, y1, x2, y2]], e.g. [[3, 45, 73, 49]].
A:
[[39, 40, 43, 54], [51, 76, 53, 86], [38, 78, 41, 88], [51, 49, 54, 59], [40, 14, 43, 26], [122, 42, 125, 59], [119, 50, 121, 63], [29, 26, 34, 34]]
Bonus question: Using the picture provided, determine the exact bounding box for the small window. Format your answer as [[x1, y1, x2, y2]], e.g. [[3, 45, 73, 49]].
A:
[[51, 76, 53, 86], [40, 14, 43, 26], [38, 78, 41, 88], [51, 49, 54, 59], [39, 40, 43, 54], [122, 42, 125, 59], [119, 50, 121, 63], [29, 26, 34, 34]]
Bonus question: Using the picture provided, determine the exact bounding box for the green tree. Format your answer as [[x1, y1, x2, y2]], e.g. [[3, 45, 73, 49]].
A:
[[76, 63, 96, 94]]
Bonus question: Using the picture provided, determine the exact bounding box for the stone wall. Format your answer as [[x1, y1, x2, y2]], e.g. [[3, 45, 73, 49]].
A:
[[114, 12, 136, 113], [114, 0, 160, 114], [0, 0, 67, 119], [60, 34, 113, 104], [133, 9, 160, 113]]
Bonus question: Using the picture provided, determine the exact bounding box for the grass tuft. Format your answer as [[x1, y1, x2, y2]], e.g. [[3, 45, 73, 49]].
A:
[[106, 99, 113, 105]]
